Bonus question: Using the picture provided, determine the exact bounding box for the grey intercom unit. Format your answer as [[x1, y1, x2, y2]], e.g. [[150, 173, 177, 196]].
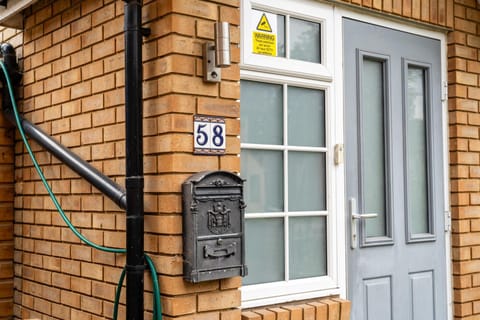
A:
[[182, 171, 247, 283]]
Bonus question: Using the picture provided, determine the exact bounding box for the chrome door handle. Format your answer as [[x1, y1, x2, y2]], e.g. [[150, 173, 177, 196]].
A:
[[350, 198, 378, 249], [352, 213, 378, 219]]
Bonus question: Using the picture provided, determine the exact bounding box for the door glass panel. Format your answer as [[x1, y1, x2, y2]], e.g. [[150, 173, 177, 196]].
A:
[[288, 151, 326, 211], [244, 218, 285, 285], [241, 80, 283, 145], [289, 216, 327, 279], [406, 66, 429, 234], [290, 17, 321, 63], [242, 149, 284, 213], [362, 58, 387, 237], [288, 86, 325, 147]]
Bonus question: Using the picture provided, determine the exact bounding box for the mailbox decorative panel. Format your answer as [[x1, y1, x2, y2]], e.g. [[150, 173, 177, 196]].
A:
[[183, 171, 248, 283]]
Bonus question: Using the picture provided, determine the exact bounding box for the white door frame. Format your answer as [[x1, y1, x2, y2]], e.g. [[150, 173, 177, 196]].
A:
[[332, 6, 452, 319]]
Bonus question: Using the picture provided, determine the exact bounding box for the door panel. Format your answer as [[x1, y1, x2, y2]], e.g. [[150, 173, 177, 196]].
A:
[[410, 271, 435, 320], [364, 277, 392, 320], [344, 18, 446, 320]]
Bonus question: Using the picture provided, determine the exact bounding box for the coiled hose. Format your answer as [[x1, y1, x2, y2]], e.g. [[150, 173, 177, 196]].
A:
[[0, 60, 162, 319]]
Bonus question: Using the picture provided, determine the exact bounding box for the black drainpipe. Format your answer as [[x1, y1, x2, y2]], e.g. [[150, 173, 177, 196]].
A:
[[124, 1, 146, 319]]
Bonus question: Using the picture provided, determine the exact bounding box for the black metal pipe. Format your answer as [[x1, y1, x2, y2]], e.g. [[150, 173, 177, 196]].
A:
[[0, 43, 127, 211], [2, 109, 127, 209], [124, 1, 145, 319]]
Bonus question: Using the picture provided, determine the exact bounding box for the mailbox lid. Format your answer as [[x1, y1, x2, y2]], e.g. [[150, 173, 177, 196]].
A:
[[183, 170, 244, 189]]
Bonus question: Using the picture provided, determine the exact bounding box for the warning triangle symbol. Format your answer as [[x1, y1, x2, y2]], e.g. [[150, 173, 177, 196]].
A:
[[256, 13, 272, 32]]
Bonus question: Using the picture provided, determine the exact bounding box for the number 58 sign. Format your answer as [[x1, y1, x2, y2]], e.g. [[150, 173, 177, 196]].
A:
[[194, 115, 226, 155]]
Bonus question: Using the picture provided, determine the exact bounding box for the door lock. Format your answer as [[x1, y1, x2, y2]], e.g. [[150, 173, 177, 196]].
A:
[[350, 198, 378, 249]]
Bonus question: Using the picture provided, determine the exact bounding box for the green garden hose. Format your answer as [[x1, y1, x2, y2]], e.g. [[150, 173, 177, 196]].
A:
[[0, 60, 162, 319]]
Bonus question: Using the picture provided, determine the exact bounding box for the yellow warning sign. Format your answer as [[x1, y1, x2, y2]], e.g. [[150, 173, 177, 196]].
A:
[[253, 31, 277, 56], [251, 11, 277, 56], [256, 13, 272, 32]]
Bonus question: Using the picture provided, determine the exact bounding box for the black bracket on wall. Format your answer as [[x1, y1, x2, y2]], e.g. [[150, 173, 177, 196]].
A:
[[0, 43, 22, 111], [0, 1, 7, 8]]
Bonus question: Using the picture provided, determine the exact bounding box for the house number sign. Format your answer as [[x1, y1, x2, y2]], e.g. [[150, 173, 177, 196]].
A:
[[194, 115, 226, 155]]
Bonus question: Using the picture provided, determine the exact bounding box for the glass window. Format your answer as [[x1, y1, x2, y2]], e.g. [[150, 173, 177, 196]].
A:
[[241, 80, 327, 286], [288, 151, 326, 211], [289, 216, 327, 279], [241, 149, 284, 213], [250, 10, 321, 64], [406, 66, 431, 236], [241, 80, 283, 145], [361, 58, 388, 238], [290, 18, 321, 63], [241, 0, 336, 306], [244, 218, 284, 285], [288, 86, 325, 147]]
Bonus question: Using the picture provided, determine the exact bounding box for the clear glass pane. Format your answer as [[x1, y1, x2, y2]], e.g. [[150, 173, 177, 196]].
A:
[[241, 149, 284, 213], [362, 59, 387, 237], [241, 80, 283, 145], [288, 87, 325, 147], [288, 151, 326, 211], [289, 217, 327, 279], [289, 18, 321, 63], [244, 218, 284, 285], [407, 67, 429, 234]]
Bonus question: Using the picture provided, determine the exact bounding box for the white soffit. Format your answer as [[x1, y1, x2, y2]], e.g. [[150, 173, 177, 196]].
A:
[[0, 0, 38, 29]]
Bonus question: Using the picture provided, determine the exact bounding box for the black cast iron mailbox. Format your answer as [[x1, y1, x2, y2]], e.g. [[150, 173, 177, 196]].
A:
[[182, 171, 248, 283]]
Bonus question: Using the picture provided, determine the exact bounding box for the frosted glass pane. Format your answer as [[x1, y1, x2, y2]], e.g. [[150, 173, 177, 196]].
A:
[[290, 18, 321, 63], [241, 149, 284, 213], [244, 218, 284, 285], [407, 67, 429, 234], [362, 59, 387, 237], [241, 80, 283, 145], [288, 152, 326, 211], [288, 87, 325, 147], [289, 217, 327, 279], [277, 15, 286, 57]]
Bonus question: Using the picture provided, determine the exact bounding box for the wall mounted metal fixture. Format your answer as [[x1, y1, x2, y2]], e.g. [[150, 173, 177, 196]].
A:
[[203, 22, 231, 83]]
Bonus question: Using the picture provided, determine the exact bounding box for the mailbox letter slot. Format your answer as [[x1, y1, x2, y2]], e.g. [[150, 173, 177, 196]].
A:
[[182, 171, 248, 283]]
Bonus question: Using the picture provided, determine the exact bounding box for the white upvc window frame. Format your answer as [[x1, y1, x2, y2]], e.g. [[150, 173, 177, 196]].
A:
[[240, 0, 334, 82], [240, 0, 344, 308]]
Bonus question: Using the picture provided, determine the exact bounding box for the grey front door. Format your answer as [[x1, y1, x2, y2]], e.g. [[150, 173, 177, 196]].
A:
[[344, 19, 447, 320]]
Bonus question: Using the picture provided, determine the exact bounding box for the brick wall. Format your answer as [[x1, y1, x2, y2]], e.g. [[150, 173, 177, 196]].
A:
[[0, 104, 14, 320], [338, 0, 454, 27], [1, 0, 478, 319], [241, 299, 351, 320], [15, 0, 128, 318], [446, 1, 480, 319], [0, 75, 14, 320], [0, 26, 22, 320], [12, 0, 242, 319]]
